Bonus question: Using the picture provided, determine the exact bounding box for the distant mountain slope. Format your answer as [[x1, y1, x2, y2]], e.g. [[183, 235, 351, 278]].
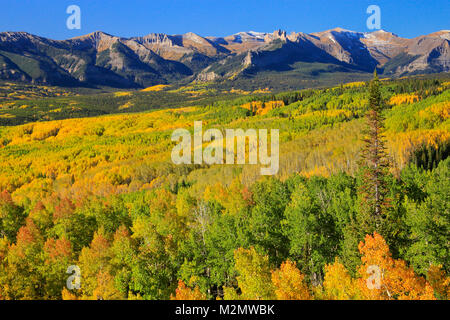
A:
[[0, 28, 448, 88]]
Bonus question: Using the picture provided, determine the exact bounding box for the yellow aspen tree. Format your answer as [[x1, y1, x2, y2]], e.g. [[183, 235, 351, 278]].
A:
[[92, 270, 124, 300], [323, 258, 361, 300], [271, 260, 311, 300], [170, 280, 206, 300], [233, 247, 275, 300], [427, 265, 450, 300]]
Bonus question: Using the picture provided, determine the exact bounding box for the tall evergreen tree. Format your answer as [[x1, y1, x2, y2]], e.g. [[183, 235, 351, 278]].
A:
[[358, 71, 390, 232]]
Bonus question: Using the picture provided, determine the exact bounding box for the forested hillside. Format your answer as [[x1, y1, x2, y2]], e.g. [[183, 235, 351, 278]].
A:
[[0, 75, 448, 300]]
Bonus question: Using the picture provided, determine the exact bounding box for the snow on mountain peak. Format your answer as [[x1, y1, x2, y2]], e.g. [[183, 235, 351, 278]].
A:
[[234, 31, 266, 39]]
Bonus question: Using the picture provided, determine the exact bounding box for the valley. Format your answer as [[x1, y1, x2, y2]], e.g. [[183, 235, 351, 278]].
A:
[[0, 74, 448, 299]]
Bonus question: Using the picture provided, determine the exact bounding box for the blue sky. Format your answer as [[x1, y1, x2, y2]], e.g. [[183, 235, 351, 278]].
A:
[[1, 0, 448, 39]]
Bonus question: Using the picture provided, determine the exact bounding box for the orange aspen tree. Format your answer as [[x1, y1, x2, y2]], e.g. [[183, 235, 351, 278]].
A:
[[271, 260, 311, 300]]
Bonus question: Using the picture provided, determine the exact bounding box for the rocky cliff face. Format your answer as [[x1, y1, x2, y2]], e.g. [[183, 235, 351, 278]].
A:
[[0, 28, 448, 87]]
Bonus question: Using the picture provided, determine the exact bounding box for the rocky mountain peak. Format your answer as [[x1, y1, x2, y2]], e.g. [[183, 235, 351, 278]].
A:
[[71, 30, 115, 41], [364, 29, 399, 41], [265, 29, 287, 42], [69, 31, 119, 51], [183, 32, 207, 44], [427, 30, 450, 40], [134, 33, 173, 47], [0, 31, 46, 44], [0, 28, 448, 88]]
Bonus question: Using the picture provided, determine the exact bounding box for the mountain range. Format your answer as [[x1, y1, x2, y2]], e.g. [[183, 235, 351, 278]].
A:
[[0, 28, 449, 88]]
